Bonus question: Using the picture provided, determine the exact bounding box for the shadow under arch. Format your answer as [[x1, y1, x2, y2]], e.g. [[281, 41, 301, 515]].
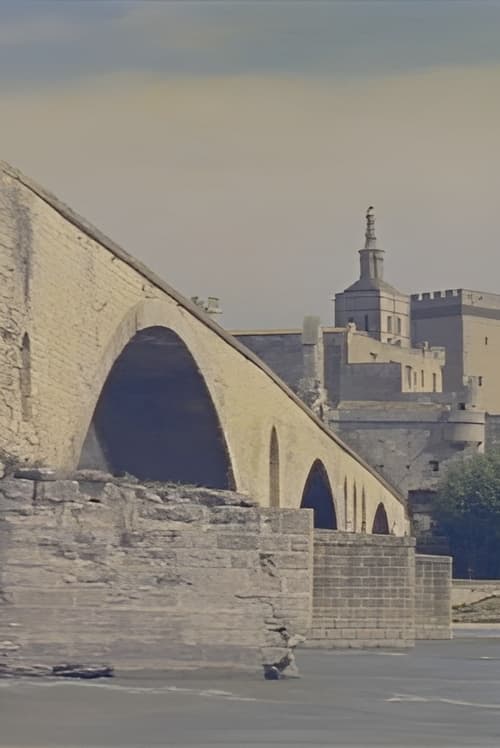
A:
[[269, 427, 280, 507], [300, 459, 337, 529], [78, 325, 235, 489], [372, 502, 389, 534]]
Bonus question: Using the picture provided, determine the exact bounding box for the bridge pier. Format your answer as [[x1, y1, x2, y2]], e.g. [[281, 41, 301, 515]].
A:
[[306, 530, 451, 648], [0, 475, 451, 675]]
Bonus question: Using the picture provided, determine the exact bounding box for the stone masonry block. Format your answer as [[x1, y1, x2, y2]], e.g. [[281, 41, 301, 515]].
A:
[[280, 510, 313, 534], [216, 533, 260, 551], [208, 506, 260, 526], [37, 480, 80, 503], [0, 478, 35, 503]]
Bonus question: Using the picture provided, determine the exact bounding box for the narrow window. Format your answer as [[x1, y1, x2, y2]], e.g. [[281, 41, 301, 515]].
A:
[[413, 371, 417, 387], [344, 477, 349, 530], [387, 316, 392, 333], [429, 460, 439, 472], [478, 376, 483, 387], [352, 481, 358, 532], [397, 317, 402, 335], [432, 372, 437, 392], [364, 314, 369, 332], [406, 366, 412, 389], [421, 370, 425, 388], [485, 337, 488, 346], [361, 488, 367, 533], [20, 333, 32, 420], [269, 427, 280, 507]]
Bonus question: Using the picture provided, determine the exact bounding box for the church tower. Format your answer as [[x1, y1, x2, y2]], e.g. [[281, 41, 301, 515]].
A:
[[334, 208, 410, 347]]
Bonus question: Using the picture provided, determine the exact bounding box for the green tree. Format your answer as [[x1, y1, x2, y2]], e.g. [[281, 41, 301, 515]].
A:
[[434, 451, 500, 579]]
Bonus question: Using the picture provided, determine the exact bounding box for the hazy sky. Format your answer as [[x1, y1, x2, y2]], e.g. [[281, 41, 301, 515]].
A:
[[1, 0, 500, 328]]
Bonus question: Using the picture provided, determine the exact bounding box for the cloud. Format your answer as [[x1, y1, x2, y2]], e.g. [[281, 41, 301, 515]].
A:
[[1, 0, 500, 89], [0, 14, 81, 47], [1, 64, 500, 328]]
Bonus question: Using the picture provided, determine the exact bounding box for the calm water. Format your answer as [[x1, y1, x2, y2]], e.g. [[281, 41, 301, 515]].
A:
[[1, 629, 500, 747]]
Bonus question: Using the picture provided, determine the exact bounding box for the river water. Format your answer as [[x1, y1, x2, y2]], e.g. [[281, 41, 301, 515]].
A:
[[1, 628, 500, 747]]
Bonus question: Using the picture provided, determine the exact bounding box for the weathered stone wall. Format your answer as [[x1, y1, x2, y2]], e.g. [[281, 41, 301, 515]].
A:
[[339, 362, 404, 401], [328, 406, 481, 496], [306, 531, 416, 648], [0, 475, 313, 672], [414, 554, 452, 640]]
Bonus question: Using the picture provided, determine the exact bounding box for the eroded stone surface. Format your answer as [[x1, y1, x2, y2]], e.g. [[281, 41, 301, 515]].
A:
[[0, 476, 313, 673]]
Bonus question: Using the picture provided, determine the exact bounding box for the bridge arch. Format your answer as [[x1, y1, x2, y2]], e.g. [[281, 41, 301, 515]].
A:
[[79, 325, 234, 488], [372, 502, 390, 534], [269, 427, 280, 507], [300, 459, 337, 529]]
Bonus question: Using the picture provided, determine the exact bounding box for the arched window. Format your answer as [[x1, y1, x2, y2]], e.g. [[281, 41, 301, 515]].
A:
[[269, 427, 280, 508], [301, 460, 337, 529], [372, 502, 389, 534], [79, 326, 234, 488], [352, 481, 358, 532], [361, 487, 367, 533]]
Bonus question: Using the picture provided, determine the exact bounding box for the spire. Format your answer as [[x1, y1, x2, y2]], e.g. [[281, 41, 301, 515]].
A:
[[359, 205, 384, 282], [364, 206, 377, 249]]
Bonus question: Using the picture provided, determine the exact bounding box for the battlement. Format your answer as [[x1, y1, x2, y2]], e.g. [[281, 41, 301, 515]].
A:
[[411, 288, 500, 314], [411, 289, 461, 303]]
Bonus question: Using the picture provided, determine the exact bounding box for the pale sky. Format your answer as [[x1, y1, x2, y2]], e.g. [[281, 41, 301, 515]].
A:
[[1, 0, 500, 328]]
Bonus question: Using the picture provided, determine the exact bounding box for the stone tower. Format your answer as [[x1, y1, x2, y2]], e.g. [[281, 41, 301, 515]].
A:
[[334, 208, 411, 347]]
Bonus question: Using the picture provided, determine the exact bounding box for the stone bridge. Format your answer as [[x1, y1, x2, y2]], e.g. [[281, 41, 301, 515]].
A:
[[0, 162, 408, 536]]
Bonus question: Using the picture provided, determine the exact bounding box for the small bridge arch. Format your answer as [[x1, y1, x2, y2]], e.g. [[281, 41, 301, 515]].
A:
[[372, 502, 390, 534], [300, 459, 337, 529]]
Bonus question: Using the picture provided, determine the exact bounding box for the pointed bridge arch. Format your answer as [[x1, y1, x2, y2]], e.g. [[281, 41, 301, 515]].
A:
[[300, 459, 337, 529], [372, 502, 390, 534]]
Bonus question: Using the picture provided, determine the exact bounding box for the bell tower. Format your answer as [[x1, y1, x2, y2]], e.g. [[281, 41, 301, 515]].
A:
[[334, 207, 410, 347], [359, 206, 385, 282]]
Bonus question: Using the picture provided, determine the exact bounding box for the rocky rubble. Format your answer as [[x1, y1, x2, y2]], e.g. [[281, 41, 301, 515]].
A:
[[0, 662, 114, 679]]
